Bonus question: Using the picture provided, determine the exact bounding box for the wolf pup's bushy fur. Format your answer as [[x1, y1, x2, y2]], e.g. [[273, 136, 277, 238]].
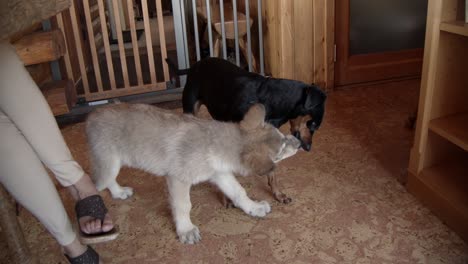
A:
[[86, 103, 300, 244]]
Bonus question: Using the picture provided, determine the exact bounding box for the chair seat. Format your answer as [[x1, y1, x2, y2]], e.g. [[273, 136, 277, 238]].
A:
[[196, 5, 253, 39]]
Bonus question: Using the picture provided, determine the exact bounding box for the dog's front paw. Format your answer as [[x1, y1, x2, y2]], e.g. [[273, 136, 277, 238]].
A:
[[110, 186, 134, 200], [247, 200, 271, 217], [274, 192, 292, 204], [178, 226, 202, 244]]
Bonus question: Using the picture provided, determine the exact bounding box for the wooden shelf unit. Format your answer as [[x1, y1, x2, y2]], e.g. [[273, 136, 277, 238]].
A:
[[429, 113, 468, 151], [440, 21, 468, 37], [408, 157, 468, 240], [408, 0, 468, 242]]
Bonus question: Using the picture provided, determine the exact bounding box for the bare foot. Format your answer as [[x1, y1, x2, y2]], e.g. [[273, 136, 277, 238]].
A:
[[69, 174, 114, 234], [63, 238, 103, 263]]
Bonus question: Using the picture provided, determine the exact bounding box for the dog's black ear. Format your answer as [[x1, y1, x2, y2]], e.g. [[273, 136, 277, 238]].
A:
[[304, 85, 327, 110], [240, 104, 266, 131]]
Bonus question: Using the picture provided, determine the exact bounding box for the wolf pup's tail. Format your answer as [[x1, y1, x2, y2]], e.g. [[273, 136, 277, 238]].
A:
[[165, 58, 189, 76]]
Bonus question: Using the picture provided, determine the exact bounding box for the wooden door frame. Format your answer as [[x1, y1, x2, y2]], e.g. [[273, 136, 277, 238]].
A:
[[334, 0, 423, 87]]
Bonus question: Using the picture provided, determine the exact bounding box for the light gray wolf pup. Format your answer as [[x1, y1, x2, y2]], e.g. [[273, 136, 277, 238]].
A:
[[86, 103, 300, 244]]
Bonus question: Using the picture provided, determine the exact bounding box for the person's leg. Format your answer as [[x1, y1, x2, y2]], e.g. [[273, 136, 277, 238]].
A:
[[0, 110, 88, 258], [0, 41, 112, 235], [0, 42, 82, 186]]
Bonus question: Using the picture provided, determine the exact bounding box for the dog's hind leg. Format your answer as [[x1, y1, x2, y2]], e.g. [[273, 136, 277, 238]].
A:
[[267, 171, 292, 204], [166, 177, 201, 244], [212, 173, 271, 217], [92, 154, 133, 200]]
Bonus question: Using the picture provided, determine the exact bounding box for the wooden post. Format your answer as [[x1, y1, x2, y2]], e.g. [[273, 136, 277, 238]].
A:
[[0, 185, 37, 264], [12, 29, 66, 66], [41, 79, 77, 116]]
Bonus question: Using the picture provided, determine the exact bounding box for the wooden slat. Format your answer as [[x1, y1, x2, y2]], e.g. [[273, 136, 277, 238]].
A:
[[293, 0, 313, 84], [90, 2, 100, 20], [95, 32, 104, 50], [92, 18, 101, 35], [141, 0, 157, 84], [56, 13, 74, 82], [313, 0, 326, 87], [97, 0, 117, 89], [279, 0, 293, 79], [83, 0, 104, 92], [69, 1, 90, 95], [85, 83, 167, 101], [127, 0, 143, 85], [155, 0, 170, 81], [112, 0, 130, 88], [263, 1, 278, 76], [325, 0, 335, 90]]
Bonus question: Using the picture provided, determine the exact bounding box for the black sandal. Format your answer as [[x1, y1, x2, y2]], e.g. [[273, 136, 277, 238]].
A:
[[75, 194, 119, 244], [65, 245, 99, 264]]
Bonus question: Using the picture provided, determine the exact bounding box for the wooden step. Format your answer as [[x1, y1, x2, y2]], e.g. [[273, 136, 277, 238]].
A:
[[40, 80, 76, 116], [12, 29, 66, 66]]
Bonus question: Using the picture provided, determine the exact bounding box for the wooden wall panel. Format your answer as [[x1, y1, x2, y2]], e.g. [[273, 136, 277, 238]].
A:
[[294, 0, 314, 84], [313, 0, 326, 87], [263, 0, 279, 76], [263, 0, 334, 90], [325, 0, 335, 89]]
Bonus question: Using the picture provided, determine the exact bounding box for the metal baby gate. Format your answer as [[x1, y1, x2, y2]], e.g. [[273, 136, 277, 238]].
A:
[[57, 0, 265, 103]]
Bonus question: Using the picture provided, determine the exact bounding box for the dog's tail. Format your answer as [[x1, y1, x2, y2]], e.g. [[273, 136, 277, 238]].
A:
[[165, 58, 190, 76]]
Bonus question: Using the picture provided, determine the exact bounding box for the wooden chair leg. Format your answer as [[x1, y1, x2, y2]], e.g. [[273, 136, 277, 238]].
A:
[[0, 185, 37, 264], [213, 37, 221, 58], [239, 38, 257, 72]]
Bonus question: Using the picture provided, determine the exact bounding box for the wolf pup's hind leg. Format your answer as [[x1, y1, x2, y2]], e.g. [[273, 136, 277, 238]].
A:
[[91, 153, 133, 200]]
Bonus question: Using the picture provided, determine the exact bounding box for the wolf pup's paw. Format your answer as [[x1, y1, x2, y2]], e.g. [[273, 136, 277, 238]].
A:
[[247, 200, 271, 217], [110, 186, 134, 200], [178, 226, 202, 244]]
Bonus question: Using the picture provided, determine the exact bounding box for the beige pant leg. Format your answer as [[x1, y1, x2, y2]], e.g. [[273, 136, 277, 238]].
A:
[[0, 111, 76, 246], [0, 41, 83, 186]]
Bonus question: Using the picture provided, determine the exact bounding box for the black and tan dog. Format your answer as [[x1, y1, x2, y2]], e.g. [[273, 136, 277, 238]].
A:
[[169, 57, 327, 203]]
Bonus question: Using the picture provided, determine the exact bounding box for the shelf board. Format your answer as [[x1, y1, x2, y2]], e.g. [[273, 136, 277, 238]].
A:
[[429, 113, 468, 151], [420, 162, 468, 213], [440, 21, 468, 37], [407, 160, 468, 241]]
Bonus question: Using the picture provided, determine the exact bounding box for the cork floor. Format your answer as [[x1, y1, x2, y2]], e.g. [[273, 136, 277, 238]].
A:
[[1, 79, 468, 263]]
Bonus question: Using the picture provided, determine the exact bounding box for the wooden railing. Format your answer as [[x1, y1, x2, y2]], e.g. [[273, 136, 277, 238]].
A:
[[57, 0, 172, 102]]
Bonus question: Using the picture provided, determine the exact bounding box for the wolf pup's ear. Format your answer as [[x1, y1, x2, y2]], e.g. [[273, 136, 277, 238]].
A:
[[240, 104, 266, 131]]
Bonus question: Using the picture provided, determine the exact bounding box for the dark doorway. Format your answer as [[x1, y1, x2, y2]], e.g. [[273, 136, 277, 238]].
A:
[[335, 0, 428, 86]]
